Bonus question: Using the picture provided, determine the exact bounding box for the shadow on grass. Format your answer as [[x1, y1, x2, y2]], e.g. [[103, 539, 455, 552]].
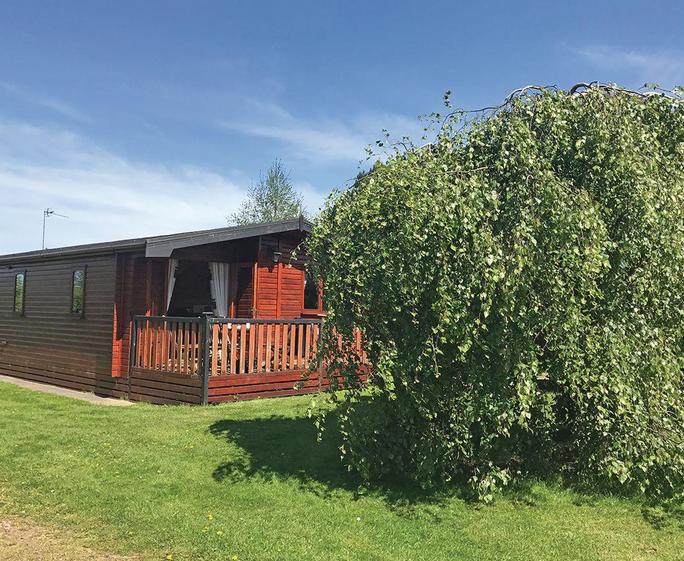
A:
[[207, 410, 683, 527], [208, 413, 450, 516], [209, 414, 355, 495]]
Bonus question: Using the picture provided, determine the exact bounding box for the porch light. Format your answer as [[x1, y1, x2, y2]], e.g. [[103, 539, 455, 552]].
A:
[[272, 251, 282, 263]]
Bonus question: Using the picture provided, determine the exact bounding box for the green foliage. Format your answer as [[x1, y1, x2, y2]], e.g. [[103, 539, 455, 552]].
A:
[[229, 159, 307, 225], [308, 85, 684, 501]]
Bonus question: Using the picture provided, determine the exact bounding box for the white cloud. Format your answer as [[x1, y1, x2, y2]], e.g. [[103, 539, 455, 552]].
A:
[[0, 120, 260, 254], [573, 45, 684, 87]]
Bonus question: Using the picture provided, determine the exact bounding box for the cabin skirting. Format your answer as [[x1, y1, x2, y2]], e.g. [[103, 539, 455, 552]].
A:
[[0, 358, 129, 399]]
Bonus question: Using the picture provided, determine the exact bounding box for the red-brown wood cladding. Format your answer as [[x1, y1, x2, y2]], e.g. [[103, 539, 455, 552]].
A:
[[128, 369, 202, 404], [206, 366, 368, 403], [112, 254, 165, 377], [207, 370, 320, 402], [255, 233, 307, 319], [234, 264, 254, 318]]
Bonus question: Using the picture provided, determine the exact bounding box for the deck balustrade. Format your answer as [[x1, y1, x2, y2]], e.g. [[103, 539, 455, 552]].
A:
[[130, 315, 366, 404], [131, 316, 331, 377]]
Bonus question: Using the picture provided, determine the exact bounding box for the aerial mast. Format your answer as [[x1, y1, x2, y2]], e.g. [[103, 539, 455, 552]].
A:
[[42, 208, 69, 249]]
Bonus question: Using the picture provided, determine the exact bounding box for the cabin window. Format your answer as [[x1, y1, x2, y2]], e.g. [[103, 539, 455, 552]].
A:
[[304, 271, 320, 310], [13, 272, 26, 314], [71, 268, 86, 316]]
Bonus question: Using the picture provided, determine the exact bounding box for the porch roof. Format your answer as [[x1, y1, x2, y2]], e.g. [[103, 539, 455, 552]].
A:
[[0, 217, 311, 264]]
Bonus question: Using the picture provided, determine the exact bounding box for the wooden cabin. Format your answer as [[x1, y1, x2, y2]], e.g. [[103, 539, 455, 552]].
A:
[[0, 217, 347, 404]]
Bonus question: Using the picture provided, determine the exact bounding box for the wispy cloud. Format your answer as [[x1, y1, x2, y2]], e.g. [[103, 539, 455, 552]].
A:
[[0, 120, 283, 253], [220, 103, 424, 163], [572, 45, 684, 87], [0, 82, 91, 123], [226, 119, 367, 162], [119, 78, 424, 164]]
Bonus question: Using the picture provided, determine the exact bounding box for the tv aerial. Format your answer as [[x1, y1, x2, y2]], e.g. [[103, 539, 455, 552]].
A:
[[42, 208, 69, 249]]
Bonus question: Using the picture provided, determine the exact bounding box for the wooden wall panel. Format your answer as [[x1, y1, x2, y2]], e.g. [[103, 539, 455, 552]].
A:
[[280, 266, 305, 317], [255, 233, 306, 319], [206, 366, 367, 403], [111, 253, 147, 377], [112, 254, 166, 378], [128, 369, 202, 405], [207, 370, 320, 402], [256, 236, 278, 318], [234, 265, 254, 318], [0, 253, 122, 395]]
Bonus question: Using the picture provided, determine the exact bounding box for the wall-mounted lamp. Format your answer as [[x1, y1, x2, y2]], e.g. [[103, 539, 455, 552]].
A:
[[272, 251, 282, 264]]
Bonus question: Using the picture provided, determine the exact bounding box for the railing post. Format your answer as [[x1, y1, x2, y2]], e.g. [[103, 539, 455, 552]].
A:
[[201, 314, 212, 405], [317, 318, 324, 391], [128, 316, 138, 400]]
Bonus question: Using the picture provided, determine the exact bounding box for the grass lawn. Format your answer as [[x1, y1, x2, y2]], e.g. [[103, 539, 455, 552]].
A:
[[0, 381, 682, 561]]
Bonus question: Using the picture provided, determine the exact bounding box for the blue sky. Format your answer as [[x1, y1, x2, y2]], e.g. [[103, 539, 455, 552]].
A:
[[1, 0, 683, 253]]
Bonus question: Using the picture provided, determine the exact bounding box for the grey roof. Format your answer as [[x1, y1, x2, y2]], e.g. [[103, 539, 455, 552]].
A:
[[0, 217, 311, 264]]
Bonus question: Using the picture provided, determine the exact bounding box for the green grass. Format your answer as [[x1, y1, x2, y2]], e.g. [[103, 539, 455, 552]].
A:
[[0, 381, 682, 561]]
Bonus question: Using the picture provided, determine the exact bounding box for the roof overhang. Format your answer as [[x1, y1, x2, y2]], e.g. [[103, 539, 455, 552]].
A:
[[144, 217, 311, 258], [0, 217, 312, 265]]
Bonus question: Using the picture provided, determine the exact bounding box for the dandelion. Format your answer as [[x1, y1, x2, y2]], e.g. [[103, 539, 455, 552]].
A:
[[165, 554, 174, 560]]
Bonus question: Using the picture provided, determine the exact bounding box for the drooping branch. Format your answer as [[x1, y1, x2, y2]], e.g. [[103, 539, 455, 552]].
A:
[[367, 82, 684, 166], [568, 81, 682, 99]]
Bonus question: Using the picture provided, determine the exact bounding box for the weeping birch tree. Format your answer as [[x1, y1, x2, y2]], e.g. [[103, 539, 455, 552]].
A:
[[308, 83, 684, 501]]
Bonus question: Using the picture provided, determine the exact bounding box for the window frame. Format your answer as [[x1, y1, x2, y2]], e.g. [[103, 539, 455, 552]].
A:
[[13, 270, 27, 316], [70, 265, 87, 318]]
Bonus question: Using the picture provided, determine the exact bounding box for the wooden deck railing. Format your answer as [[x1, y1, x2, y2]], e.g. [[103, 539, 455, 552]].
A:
[[207, 318, 321, 376], [131, 316, 203, 375], [131, 316, 326, 377], [130, 315, 367, 404]]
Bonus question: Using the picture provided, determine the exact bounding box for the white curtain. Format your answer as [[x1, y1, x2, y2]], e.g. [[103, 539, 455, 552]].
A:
[[209, 262, 230, 317], [166, 257, 178, 314]]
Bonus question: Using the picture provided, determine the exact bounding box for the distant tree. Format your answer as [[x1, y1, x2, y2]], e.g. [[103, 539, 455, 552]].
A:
[[229, 160, 307, 225]]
